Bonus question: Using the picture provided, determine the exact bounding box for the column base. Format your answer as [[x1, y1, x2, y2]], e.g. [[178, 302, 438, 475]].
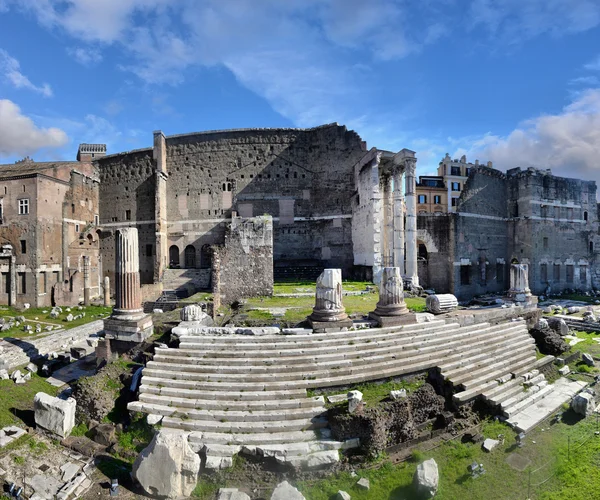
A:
[[369, 311, 417, 327], [104, 314, 154, 343]]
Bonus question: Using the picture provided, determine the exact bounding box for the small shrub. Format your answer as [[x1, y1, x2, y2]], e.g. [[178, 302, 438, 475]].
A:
[[410, 449, 425, 463]]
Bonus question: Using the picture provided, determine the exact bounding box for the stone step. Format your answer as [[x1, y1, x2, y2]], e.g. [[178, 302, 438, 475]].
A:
[[128, 401, 327, 422], [139, 382, 307, 400], [499, 384, 541, 410], [138, 393, 325, 410], [188, 429, 328, 446], [161, 415, 329, 434], [175, 322, 516, 359], [458, 353, 538, 392], [156, 324, 528, 368], [485, 378, 527, 406], [440, 337, 535, 379], [503, 384, 555, 418], [448, 346, 535, 387], [177, 321, 460, 349]]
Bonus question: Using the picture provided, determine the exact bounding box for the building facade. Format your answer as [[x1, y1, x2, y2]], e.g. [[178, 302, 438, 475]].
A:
[[416, 176, 447, 214]]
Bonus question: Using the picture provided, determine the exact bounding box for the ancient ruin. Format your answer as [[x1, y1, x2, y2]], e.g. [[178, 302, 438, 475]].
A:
[[307, 269, 352, 331], [369, 266, 413, 326]]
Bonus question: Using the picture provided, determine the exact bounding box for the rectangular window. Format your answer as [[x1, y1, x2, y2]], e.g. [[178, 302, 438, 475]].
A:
[[543, 237, 548, 250], [20, 239, 26, 254], [94, 214, 99, 225], [554, 207, 560, 219], [111, 217, 118, 222], [460, 265, 470, 285], [566, 265, 574, 283], [18, 198, 29, 215], [451, 166, 461, 176], [434, 195, 441, 204], [75, 224, 80, 233], [496, 263, 504, 283], [581, 265, 587, 284], [418, 195, 427, 204], [567, 208, 573, 221], [0, 199, 3, 223], [146, 244, 153, 257], [2, 272, 8, 294], [18, 272, 26, 294], [553, 264, 560, 281], [465, 168, 471, 176], [52, 271, 60, 283], [39, 271, 47, 293], [125, 209, 131, 221], [540, 263, 548, 282], [451, 182, 460, 191], [451, 198, 458, 207]]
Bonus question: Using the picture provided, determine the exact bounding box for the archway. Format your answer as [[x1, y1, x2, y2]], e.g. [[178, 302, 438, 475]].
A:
[[200, 244, 212, 269], [184, 245, 196, 268], [169, 245, 180, 268]]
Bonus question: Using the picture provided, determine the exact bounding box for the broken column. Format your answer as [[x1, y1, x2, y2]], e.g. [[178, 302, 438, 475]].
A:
[[103, 228, 153, 342], [83, 255, 91, 306], [307, 269, 352, 332], [103, 276, 110, 307], [34, 392, 76, 438], [404, 155, 419, 287], [507, 263, 536, 306], [426, 294, 459, 314], [369, 267, 414, 326]]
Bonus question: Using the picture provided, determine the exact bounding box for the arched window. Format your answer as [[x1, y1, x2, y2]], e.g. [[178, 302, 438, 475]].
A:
[[184, 245, 196, 268], [169, 245, 180, 268]]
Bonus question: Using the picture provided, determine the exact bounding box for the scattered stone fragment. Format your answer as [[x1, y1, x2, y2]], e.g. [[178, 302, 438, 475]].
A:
[[483, 438, 500, 452], [414, 458, 439, 498], [217, 489, 251, 500], [558, 365, 571, 376], [153, 309, 164, 314], [133, 429, 200, 499], [582, 353, 595, 367], [25, 362, 38, 373], [390, 389, 407, 400], [270, 481, 306, 500], [572, 391, 595, 416], [66, 314, 74, 322], [33, 392, 76, 437], [60, 462, 80, 482], [147, 414, 163, 425], [567, 306, 581, 314], [535, 318, 549, 329], [347, 390, 363, 414], [90, 423, 117, 447], [336, 491, 351, 500], [356, 477, 370, 490], [0, 369, 8, 380]]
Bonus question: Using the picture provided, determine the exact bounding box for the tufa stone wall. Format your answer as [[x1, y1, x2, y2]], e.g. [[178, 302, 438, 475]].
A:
[[212, 215, 274, 305]]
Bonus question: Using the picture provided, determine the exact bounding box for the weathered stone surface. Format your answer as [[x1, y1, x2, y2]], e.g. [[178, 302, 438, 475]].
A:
[[180, 304, 213, 324], [133, 429, 200, 499], [308, 269, 349, 323], [306, 449, 339, 468], [356, 477, 370, 490], [147, 414, 163, 425], [558, 365, 571, 376], [90, 423, 117, 447], [34, 392, 76, 437], [546, 318, 569, 337], [270, 481, 305, 500], [535, 318, 549, 330], [572, 391, 595, 416], [336, 491, 351, 500], [390, 389, 407, 400], [426, 294, 458, 314], [217, 489, 251, 500], [482, 438, 500, 452], [348, 390, 363, 414], [414, 458, 439, 498], [582, 353, 595, 367], [529, 327, 568, 356], [567, 306, 581, 314]]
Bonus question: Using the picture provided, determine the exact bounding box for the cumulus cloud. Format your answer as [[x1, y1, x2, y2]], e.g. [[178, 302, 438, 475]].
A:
[[469, 0, 600, 42], [455, 89, 600, 185], [0, 49, 52, 96], [67, 46, 102, 66], [0, 99, 68, 157]]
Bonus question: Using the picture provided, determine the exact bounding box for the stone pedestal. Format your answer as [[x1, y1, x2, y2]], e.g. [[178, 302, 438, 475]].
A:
[[104, 228, 153, 343], [308, 269, 352, 332], [369, 267, 415, 326], [507, 263, 536, 306], [83, 255, 91, 306]]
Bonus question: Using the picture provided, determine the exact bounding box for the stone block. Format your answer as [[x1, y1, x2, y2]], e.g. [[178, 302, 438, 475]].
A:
[[390, 389, 407, 400], [482, 438, 500, 452], [270, 481, 305, 500], [336, 491, 351, 500], [217, 489, 251, 500], [572, 392, 595, 416], [132, 429, 200, 499], [356, 477, 370, 490], [582, 353, 595, 367], [558, 366, 571, 376], [414, 458, 439, 498], [33, 392, 76, 438], [348, 390, 363, 414]]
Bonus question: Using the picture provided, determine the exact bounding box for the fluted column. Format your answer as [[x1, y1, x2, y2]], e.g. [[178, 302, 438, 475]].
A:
[[381, 174, 393, 266], [373, 267, 408, 316], [404, 158, 419, 286], [392, 166, 405, 274], [114, 228, 143, 317], [508, 264, 532, 302], [83, 256, 91, 306]]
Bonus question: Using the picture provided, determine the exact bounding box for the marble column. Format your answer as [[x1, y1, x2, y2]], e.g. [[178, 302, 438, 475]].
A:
[[507, 264, 533, 304], [404, 158, 419, 287], [103, 276, 110, 307], [83, 256, 91, 306], [370, 267, 410, 319], [392, 166, 405, 274], [104, 227, 153, 342], [382, 174, 393, 266], [307, 269, 352, 332]]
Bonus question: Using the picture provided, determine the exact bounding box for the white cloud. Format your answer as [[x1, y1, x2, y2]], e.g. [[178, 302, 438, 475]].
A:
[[456, 89, 600, 185], [584, 56, 600, 72], [0, 49, 52, 97], [0, 99, 68, 157], [469, 0, 600, 42], [67, 46, 102, 66]]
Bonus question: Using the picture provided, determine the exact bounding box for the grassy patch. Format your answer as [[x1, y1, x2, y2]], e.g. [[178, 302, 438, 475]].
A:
[[192, 480, 223, 499], [0, 374, 57, 428]]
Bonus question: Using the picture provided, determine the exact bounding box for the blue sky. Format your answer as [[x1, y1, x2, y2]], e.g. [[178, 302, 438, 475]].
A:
[[0, 0, 600, 182]]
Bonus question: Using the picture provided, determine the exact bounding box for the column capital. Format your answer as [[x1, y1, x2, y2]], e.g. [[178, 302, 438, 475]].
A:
[[404, 157, 417, 174]]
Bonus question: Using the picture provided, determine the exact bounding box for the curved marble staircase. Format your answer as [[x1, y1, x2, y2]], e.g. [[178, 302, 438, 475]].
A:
[[128, 318, 559, 468]]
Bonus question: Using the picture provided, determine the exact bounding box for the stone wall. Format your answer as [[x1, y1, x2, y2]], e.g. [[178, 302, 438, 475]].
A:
[[212, 215, 273, 304], [417, 214, 454, 293]]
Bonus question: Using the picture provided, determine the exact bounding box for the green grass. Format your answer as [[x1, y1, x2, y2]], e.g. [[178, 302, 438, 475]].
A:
[[192, 481, 222, 499], [0, 373, 57, 428]]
